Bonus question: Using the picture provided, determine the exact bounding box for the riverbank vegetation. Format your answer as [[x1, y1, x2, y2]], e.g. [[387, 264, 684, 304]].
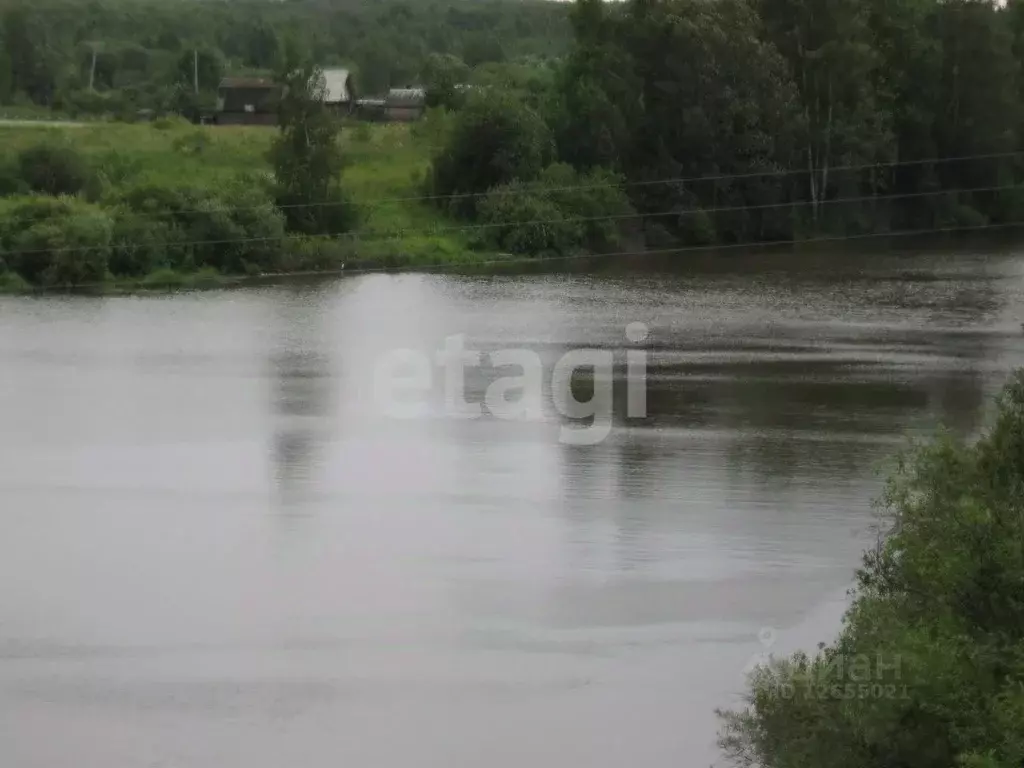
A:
[[0, 114, 482, 291], [718, 370, 1024, 768], [6, 0, 1024, 291]]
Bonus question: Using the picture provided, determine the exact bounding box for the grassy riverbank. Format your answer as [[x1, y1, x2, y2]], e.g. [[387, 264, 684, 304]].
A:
[[0, 117, 488, 293]]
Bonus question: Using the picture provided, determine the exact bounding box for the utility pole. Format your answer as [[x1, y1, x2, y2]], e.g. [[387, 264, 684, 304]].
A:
[[193, 49, 199, 94], [88, 46, 97, 91]]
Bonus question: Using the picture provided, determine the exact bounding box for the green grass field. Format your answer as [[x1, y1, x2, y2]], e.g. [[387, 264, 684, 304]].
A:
[[0, 116, 480, 276]]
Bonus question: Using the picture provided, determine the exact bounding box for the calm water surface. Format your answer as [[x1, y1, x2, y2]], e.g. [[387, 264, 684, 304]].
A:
[[3, 249, 1024, 767]]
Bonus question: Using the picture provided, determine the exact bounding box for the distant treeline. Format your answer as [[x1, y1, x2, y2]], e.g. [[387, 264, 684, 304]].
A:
[[0, 0, 570, 117], [422, 0, 1024, 256]]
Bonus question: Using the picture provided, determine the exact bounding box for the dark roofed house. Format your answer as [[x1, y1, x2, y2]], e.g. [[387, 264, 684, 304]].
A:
[[215, 77, 282, 125], [384, 87, 426, 122], [354, 97, 387, 122]]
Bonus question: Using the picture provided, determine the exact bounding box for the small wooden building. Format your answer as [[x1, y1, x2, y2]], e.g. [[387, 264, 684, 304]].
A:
[[354, 97, 387, 122], [384, 87, 426, 122], [215, 76, 281, 125]]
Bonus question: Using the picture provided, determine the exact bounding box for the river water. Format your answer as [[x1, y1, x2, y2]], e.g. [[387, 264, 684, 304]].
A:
[[2, 248, 1024, 767]]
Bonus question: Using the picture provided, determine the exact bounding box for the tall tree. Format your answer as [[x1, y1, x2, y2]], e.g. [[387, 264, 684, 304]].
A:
[[933, 0, 1020, 221], [0, 40, 13, 104], [269, 38, 351, 235], [759, 0, 893, 226], [421, 52, 469, 109], [2, 8, 58, 104]]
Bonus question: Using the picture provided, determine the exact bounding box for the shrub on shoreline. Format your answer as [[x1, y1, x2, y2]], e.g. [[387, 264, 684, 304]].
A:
[[0, 196, 113, 287]]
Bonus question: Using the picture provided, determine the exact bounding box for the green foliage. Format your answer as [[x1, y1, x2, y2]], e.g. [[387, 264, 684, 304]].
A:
[[92, 150, 143, 192], [550, 0, 1024, 244], [556, 0, 806, 245], [0, 268, 30, 292], [0, 0, 570, 118], [16, 141, 93, 196], [477, 182, 581, 256], [476, 163, 634, 256], [171, 129, 211, 157], [421, 53, 470, 110], [0, 157, 28, 197], [351, 122, 372, 143], [0, 96, 472, 287], [108, 210, 173, 276], [0, 196, 112, 287], [409, 106, 455, 151], [151, 115, 191, 131], [174, 47, 223, 93], [3, 8, 57, 105], [139, 266, 185, 288], [430, 90, 554, 218], [537, 163, 633, 251], [718, 369, 1024, 768], [278, 235, 352, 273], [269, 41, 354, 236], [117, 181, 286, 274]]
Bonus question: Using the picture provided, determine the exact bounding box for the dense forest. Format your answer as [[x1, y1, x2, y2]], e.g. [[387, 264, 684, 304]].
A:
[[0, 0, 570, 114], [429, 0, 1024, 253]]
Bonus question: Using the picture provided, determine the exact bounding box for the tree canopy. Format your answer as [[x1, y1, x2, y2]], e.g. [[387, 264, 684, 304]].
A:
[[719, 370, 1024, 767]]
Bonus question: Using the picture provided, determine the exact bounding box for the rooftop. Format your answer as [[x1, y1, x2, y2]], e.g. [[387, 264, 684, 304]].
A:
[[320, 68, 353, 103], [219, 76, 277, 90]]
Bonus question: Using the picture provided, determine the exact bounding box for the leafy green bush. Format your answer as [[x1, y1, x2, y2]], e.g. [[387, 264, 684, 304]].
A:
[[93, 151, 144, 190], [16, 142, 94, 197], [476, 164, 634, 257], [0, 269, 31, 292], [476, 182, 581, 256], [429, 90, 554, 218], [60, 88, 122, 118], [536, 164, 633, 252], [116, 181, 286, 273], [676, 208, 716, 246], [273, 185, 357, 242], [182, 196, 248, 272], [0, 196, 112, 287], [108, 211, 175, 277], [718, 369, 1024, 768]]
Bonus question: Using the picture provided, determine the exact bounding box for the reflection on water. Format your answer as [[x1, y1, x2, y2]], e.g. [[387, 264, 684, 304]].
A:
[[269, 295, 333, 505], [2, 247, 1024, 768]]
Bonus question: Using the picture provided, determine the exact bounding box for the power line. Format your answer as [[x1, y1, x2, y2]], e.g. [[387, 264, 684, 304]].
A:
[[6, 148, 1024, 224], [386, 150, 1024, 206], [12, 219, 1024, 295], [346, 182, 1024, 240], [3, 183, 1019, 260]]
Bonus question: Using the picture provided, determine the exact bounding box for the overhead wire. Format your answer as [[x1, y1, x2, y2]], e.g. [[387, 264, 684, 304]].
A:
[[5, 147, 1024, 223], [12, 218, 1024, 295], [2, 182, 1020, 260]]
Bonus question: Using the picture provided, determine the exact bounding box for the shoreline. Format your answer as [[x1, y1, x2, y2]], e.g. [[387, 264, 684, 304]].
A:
[[3, 227, 1020, 297]]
